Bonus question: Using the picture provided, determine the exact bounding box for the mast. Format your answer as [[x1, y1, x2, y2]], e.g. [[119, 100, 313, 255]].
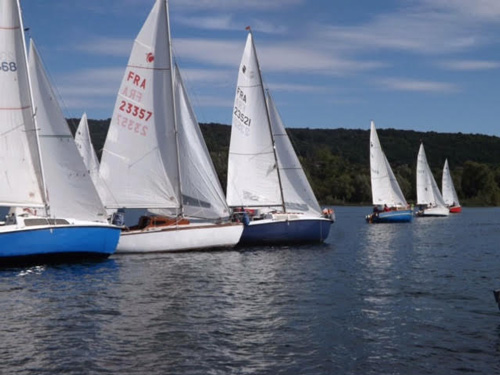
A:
[[165, 0, 184, 216], [16, 0, 50, 216], [248, 29, 286, 212]]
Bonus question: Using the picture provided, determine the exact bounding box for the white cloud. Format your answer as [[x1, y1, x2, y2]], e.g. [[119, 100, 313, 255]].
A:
[[176, 15, 287, 34], [267, 82, 326, 93], [318, 11, 479, 55], [76, 38, 132, 57], [171, 0, 304, 11], [376, 77, 459, 93], [174, 38, 384, 75], [439, 60, 500, 71], [419, 0, 500, 21], [56, 67, 124, 114], [179, 68, 233, 83]]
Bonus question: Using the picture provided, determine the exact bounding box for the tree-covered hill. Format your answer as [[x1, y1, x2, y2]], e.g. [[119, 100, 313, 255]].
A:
[[69, 118, 500, 206]]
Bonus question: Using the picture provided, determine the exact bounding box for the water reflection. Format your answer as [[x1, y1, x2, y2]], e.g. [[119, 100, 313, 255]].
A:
[[0, 260, 121, 373], [354, 222, 415, 373]]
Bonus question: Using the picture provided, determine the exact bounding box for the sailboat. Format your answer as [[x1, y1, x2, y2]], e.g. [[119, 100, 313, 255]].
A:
[[442, 159, 461, 213], [227, 30, 334, 245], [99, 0, 243, 253], [365, 121, 413, 223], [416, 143, 449, 217], [0, 0, 120, 264]]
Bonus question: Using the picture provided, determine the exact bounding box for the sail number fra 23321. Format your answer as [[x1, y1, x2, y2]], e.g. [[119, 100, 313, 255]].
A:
[[234, 106, 251, 127]]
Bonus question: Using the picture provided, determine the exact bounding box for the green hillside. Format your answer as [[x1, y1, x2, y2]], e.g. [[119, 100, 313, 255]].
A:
[[70, 118, 500, 206]]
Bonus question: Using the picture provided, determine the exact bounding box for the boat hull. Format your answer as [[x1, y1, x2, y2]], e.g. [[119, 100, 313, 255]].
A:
[[449, 205, 462, 213], [416, 206, 450, 217], [238, 217, 332, 246], [116, 222, 243, 253], [0, 224, 121, 265], [366, 209, 413, 223]]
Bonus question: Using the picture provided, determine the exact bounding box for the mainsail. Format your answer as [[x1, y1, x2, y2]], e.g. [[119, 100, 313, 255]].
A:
[[28, 41, 108, 222], [370, 121, 407, 207], [227, 32, 322, 215], [416, 143, 447, 207], [100, 0, 179, 209], [442, 159, 460, 206], [100, 0, 230, 220], [227, 32, 282, 208], [0, 0, 44, 208]]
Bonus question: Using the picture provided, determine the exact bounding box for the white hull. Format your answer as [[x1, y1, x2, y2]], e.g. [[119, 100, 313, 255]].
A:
[[116, 222, 243, 253], [417, 206, 450, 217]]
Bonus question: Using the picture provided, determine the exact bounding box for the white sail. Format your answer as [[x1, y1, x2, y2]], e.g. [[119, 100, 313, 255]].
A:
[[370, 121, 407, 207], [75, 113, 100, 186], [74, 113, 116, 210], [28, 41, 108, 222], [227, 33, 282, 208], [267, 92, 321, 215], [442, 159, 460, 206], [173, 65, 230, 219], [416, 143, 447, 207], [0, 0, 45, 208], [100, 0, 179, 209]]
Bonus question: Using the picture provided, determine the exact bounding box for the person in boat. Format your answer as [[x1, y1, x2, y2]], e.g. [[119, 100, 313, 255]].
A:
[[383, 204, 390, 212], [322, 208, 334, 220]]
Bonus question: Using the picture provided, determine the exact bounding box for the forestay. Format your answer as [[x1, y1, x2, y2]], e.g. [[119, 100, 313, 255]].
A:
[[0, 0, 44, 208], [227, 33, 282, 208], [416, 143, 447, 207], [100, 0, 179, 209], [370, 121, 407, 207], [28, 41, 108, 222], [267, 92, 321, 215]]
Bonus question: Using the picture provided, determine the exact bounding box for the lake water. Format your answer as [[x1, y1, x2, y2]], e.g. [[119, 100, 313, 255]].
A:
[[1, 206, 500, 374]]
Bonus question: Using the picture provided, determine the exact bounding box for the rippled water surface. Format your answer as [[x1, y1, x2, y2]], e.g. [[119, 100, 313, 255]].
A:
[[1, 207, 500, 374]]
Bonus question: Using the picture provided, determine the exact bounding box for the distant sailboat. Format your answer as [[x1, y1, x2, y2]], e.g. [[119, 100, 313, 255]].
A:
[[74, 113, 116, 215], [99, 0, 243, 252], [365, 121, 412, 223], [442, 159, 461, 213], [0, 0, 120, 264], [416, 143, 449, 217], [227, 30, 334, 245]]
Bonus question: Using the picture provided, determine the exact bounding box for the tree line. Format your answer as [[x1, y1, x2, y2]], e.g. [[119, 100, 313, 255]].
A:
[[69, 118, 500, 206]]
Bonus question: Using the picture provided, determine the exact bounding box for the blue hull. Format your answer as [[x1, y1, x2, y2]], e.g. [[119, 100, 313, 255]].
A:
[[366, 210, 413, 223], [0, 226, 120, 266], [239, 218, 332, 246]]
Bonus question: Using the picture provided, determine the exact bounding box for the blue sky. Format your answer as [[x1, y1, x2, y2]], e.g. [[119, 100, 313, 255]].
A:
[[20, 0, 500, 136]]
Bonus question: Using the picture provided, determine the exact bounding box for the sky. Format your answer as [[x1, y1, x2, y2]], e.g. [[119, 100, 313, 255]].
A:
[[19, 0, 500, 136]]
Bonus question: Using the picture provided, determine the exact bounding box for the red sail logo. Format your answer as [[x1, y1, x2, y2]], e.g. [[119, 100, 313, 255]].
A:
[[146, 53, 155, 63]]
